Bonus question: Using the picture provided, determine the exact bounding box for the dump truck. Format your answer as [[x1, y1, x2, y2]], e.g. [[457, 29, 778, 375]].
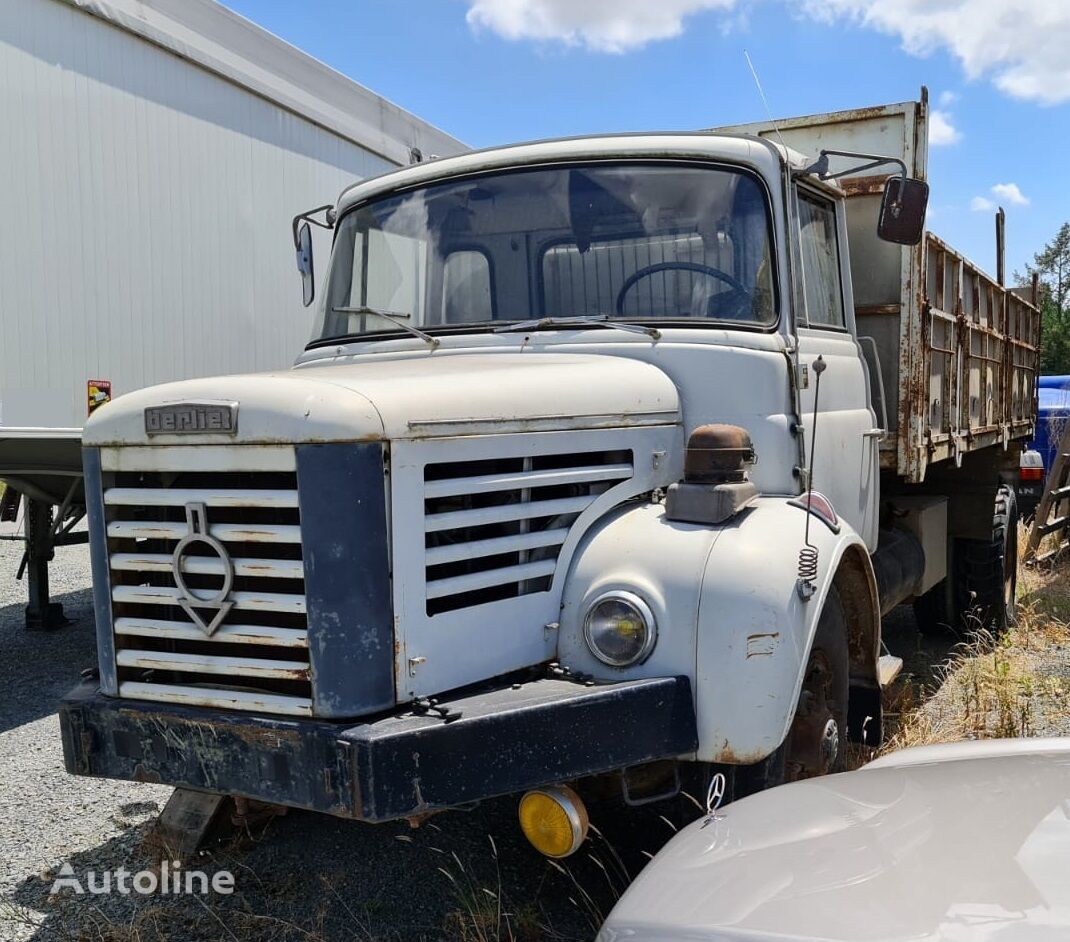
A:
[[60, 90, 1039, 857]]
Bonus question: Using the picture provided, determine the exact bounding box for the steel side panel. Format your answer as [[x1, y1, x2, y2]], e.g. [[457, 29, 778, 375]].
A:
[[297, 444, 394, 717], [83, 447, 118, 695]]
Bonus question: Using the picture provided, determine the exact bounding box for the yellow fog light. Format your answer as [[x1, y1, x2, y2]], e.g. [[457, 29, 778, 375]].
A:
[[518, 785, 589, 858]]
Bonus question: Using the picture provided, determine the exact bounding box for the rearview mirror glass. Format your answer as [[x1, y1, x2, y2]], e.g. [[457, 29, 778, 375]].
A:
[[295, 221, 315, 307], [878, 177, 929, 245]]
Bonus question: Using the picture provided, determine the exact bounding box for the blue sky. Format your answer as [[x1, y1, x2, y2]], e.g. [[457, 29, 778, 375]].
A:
[[225, 0, 1067, 281]]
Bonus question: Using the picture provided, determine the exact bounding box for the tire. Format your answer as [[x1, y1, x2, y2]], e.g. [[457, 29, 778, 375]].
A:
[[913, 485, 1019, 636], [736, 587, 850, 794]]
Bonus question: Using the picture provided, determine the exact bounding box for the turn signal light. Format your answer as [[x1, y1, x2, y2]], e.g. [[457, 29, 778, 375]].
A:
[[518, 786, 589, 858]]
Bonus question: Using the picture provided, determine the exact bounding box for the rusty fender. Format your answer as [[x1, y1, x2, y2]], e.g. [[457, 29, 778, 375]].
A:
[[694, 497, 879, 764], [557, 498, 880, 767]]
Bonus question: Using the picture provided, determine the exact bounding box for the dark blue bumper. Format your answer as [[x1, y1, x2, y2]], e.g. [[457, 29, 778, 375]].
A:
[[60, 675, 697, 821]]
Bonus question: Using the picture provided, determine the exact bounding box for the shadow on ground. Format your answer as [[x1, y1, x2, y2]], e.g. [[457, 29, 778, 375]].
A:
[[0, 585, 96, 733]]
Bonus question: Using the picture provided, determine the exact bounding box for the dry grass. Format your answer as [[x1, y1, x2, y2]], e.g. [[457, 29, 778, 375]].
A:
[[870, 538, 1070, 759]]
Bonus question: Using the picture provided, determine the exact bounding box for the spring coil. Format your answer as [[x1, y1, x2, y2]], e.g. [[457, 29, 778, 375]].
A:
[[797, 545, 819, 582]]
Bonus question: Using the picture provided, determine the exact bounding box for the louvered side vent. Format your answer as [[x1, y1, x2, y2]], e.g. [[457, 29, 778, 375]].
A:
[[423, 450, 633, 615], [104, 467, 311, 717]]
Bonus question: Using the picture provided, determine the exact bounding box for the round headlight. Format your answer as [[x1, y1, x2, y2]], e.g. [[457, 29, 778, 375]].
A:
[[583, 591, 656, 667]]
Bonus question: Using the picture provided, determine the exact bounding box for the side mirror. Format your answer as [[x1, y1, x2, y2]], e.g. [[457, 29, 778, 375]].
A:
[[295, 221, 315, 307], [878, 176, 929, 245]]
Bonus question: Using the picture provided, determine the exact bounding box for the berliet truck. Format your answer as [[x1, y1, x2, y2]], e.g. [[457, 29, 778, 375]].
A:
[[60, 92, 1039, 857]]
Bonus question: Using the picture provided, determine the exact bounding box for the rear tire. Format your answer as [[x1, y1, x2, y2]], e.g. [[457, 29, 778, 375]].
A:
[[913, 485, 1018, 636]]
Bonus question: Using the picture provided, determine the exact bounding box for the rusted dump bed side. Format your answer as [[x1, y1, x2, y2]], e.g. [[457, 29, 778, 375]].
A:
[[714, 94, 1040, 484]]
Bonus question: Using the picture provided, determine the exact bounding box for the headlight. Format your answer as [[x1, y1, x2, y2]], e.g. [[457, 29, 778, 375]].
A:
[[583, 591, 656, 667]]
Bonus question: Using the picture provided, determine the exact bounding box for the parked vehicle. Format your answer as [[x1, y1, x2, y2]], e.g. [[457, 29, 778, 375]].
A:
[[60, 91, 1039, 856], [598, 738, 1070, 941], [0, 0, 462, 629]]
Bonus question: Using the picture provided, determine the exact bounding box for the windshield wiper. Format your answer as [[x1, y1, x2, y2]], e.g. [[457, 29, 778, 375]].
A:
[[493, 314, 661, 340], [331, 306, 440, 348]]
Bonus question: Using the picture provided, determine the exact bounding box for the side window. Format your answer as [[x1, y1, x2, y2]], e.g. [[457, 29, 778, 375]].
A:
[[442, 250, 493, 323], [798, 192, 845, 328]]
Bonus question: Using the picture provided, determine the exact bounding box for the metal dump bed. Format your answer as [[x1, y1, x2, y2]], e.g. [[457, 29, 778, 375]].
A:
[[715, 92, 1040, 484]]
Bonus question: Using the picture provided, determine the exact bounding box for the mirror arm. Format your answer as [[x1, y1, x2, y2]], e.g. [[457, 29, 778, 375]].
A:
[[799, 150, 908, 183], [291, 204, 335, 249]]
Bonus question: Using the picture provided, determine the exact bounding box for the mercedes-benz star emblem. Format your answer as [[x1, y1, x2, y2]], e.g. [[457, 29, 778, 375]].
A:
[[172, 502, 234, 636]]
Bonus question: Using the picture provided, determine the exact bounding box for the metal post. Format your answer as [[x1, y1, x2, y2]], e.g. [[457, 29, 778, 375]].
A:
[[24, 498, 66, 631], [995, 207, 1006, 287]]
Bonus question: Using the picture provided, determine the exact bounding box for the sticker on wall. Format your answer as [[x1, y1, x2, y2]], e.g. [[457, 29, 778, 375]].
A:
[[87, 379, 112, 416]]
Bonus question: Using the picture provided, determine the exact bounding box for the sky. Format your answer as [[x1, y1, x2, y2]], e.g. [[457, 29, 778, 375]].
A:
[[224, 0, 1069, 281]]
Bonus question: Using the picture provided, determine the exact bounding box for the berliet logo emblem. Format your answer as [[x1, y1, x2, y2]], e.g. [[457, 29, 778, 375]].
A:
[[172, 503, 234, 636], [145, 401, 238, 436]]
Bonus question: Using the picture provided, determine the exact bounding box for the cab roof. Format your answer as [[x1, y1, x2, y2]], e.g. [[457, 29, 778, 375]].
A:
[[333, 132, 817, 217]]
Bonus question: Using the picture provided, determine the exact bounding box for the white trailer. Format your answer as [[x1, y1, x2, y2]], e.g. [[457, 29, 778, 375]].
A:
[[0, 0, 464, 627]]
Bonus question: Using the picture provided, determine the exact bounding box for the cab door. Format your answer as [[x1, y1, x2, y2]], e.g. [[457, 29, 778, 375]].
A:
[[793, 186, 879, 550]]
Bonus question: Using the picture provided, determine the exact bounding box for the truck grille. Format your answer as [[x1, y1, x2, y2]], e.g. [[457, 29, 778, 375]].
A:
[[104, 467, 311, 717], [423, 449, 633, 615]]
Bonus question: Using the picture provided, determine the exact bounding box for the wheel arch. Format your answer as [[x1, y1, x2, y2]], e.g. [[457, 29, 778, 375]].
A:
[[830, 541, 883, 745]]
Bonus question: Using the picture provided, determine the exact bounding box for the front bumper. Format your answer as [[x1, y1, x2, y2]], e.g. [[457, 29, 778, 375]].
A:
[[60, 675, 697, 821]]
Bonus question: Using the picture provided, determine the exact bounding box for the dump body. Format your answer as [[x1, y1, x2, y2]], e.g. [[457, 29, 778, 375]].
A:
[[716, 96, 1040, 483]]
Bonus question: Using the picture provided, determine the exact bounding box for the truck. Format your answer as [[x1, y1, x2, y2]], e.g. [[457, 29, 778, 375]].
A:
[[0, 0, 462, 630], [59, 90, 1039, 858]]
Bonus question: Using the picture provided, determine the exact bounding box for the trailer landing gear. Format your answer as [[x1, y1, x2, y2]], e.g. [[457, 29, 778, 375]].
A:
[[22, 499, 69, 631], [2, 488, 88, 631]]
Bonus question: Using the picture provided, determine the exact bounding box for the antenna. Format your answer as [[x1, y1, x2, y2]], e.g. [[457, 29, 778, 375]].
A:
[[797, 356, 826, 600], [744, 50, 789, 153]]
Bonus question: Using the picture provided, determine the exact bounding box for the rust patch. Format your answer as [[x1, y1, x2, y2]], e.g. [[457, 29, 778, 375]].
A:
[[713, 741, 770, 765]]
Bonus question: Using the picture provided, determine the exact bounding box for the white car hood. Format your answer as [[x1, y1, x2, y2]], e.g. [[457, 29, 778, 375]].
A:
[[600, 739, 1070, 942], [83, 352, 680, 446]]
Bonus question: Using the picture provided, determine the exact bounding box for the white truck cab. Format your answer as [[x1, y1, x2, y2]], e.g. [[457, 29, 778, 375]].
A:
[[60, 94, 1039, 855]]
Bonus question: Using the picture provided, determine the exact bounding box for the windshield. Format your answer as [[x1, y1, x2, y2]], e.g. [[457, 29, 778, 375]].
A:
[[316, 162, 777, 343]]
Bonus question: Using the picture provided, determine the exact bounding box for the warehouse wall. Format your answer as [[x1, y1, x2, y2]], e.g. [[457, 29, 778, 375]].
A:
[[0, 0, 399, 430]]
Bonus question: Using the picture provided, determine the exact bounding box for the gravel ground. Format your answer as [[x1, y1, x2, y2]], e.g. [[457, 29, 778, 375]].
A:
[[1, 538, 1067, 942]]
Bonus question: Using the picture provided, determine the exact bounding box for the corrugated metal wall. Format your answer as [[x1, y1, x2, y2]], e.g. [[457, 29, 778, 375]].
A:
[[0, 0, 396, 430]]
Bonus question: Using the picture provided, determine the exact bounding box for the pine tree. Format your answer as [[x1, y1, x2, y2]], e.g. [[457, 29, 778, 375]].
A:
[[1018, 223, 1070, 375]]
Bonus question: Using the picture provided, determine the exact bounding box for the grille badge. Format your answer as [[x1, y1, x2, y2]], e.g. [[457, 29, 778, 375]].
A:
[[172, 503, 234, 636], [145, 401, 237, 435]]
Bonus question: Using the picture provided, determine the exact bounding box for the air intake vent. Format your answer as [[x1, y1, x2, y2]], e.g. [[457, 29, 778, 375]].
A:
[[423, 450, 633, 615], [103, 466, 311, 717]]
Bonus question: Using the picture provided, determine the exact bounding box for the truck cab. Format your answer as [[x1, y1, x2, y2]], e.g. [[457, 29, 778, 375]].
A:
[[60, 98, 1038, 855]]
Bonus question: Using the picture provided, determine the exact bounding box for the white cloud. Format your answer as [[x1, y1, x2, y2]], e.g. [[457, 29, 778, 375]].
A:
[[801, 0, 1070, 105], [938, 90, 959, 107], [464, 0, 738, 52], [991, 182, 1030, 205], [928, 110, 961, 146], [971, 183, 1030, 211], [465, 2, 1070, 105]]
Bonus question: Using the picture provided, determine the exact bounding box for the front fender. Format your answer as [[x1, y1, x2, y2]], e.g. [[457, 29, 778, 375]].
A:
[[558, 497, 878, 766], [695, 497, 877, 763]]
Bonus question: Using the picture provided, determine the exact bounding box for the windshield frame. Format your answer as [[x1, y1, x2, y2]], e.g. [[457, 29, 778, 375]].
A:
[[307, 157, 782, 350]]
